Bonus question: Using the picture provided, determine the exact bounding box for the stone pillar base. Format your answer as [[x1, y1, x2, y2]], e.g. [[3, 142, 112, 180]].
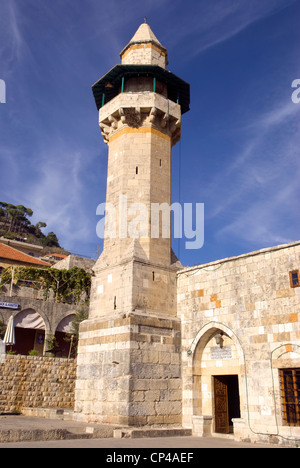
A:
[[74, 311, 182, 426], [192, 416, 213, 437], [232, 418, 247, 441]]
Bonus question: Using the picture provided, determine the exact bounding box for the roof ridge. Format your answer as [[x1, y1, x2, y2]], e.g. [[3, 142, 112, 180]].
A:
[[0, 242, 51, 267]]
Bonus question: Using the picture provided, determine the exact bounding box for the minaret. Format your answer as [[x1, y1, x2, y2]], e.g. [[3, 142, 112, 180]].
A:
[[75, 23, 190, 426]]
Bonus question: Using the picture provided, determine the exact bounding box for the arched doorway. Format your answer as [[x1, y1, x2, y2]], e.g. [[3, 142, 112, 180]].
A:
[[55, 314, 75, 357], [13, 309, 46, 356], [191, 322, 245, 435]]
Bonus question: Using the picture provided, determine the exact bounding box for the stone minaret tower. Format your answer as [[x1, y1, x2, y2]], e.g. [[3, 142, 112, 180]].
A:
[[75, 22, 190, 426]]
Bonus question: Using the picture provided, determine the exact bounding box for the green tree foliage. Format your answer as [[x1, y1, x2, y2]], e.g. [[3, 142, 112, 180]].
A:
[[42, 232, 60, 248], [0, 201, 61, 248], [0, 203, 33, 233], [0, 266, 91, 305], [0, 319, 6, 339], [64, 308, 89, 356], [69, 308, 89, 340]]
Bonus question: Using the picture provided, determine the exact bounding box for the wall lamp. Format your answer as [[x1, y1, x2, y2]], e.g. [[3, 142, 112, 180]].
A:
[[215, 332, 224, 348]]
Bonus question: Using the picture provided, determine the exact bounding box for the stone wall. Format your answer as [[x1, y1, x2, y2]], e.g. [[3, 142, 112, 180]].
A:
[[53, 255, 95, 274], [178, 241, 300, 446], [0, 355, 76, 413]]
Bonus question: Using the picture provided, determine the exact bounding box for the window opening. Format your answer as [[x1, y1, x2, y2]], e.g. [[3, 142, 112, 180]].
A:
[[289, 270, 300, 288], [280, 368, 300, 426]]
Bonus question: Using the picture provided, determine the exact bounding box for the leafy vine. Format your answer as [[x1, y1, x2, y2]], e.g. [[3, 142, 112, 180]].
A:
[[0, 266, 91, 304]]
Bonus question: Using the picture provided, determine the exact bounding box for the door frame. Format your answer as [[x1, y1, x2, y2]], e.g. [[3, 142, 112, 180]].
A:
[[213, 375, 229, 434], [213, 374, 241, 434], [187, 322, 246, 431]]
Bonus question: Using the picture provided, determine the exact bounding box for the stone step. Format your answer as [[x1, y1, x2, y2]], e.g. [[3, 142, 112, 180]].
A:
[[0, 425, 93, 444], [17, 410, 193, 442], [114, 427, 193, 439], [22, 407, 74, 421]]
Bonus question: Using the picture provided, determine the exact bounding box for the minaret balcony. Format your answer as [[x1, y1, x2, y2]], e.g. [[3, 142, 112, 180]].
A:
[[98, 91, 182, 146], [92, 64, 190, 115]]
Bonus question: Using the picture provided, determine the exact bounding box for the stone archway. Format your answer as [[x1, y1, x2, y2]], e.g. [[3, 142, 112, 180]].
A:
[[55, 314, 76, 357], [189, 322, 246, 436], [14, 308, 47, 355], [271, 343, 300, 431]]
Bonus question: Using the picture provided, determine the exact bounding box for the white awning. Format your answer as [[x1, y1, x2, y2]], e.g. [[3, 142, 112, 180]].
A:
[[15, 309, 45, 330], [56, 315, 75, 333]]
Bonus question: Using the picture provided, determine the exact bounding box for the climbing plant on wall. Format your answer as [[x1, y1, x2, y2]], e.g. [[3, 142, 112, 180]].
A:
[[0, 266, 91, 304]]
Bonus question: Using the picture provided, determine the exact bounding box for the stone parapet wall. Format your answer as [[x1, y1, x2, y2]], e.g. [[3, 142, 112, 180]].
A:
[[0, 355, 76, 413], [1, 284, 55, 301]]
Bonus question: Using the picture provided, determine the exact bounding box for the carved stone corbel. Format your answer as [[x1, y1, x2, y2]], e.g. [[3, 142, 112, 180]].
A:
[[108, 115, 118, 129], [119, 108, 126, 124], [161, 113, 169, 128], [170, 118, 181, 133], [100, 122, 110, 135], [135, 107, 141, 123], [150, 107, 158, 123]]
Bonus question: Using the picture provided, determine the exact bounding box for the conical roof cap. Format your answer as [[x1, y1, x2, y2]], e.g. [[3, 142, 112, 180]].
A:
[[128, 23, 163, 47], [120, 22, 168, 67]]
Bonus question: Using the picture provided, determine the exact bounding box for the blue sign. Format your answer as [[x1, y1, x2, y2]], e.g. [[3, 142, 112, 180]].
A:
[[0, 302, 20, 310]]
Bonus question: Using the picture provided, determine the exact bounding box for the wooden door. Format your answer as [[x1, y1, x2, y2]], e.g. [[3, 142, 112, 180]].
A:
[[214, 376, 229, 434]]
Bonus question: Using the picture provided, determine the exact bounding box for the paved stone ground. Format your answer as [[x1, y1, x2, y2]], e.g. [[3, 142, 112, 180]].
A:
[[0, 435, 277, 448], [0, 415, 117, 443], [0, 415, 92, 432], [0, 415, 288, 448]]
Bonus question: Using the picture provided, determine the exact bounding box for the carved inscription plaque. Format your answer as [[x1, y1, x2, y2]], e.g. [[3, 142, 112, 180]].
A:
[[210, 346, 232, 360]]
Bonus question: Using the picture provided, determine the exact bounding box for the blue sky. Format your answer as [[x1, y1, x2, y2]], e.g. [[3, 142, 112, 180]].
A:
[[0, 0, 299, 266]]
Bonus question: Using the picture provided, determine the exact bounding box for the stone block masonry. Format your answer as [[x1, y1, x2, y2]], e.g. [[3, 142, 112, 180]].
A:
[[76, 22, 188, 427], [75, 312, 182, 426], [178, 241, 300, 445], [0, 355, 76, 413]]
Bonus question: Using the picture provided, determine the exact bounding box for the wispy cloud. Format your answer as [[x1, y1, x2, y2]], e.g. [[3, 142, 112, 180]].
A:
[[0, 135, 100, 252], [0, 0, 33, 72], [23, 145, 95, 248], [213, 98, 300, 247], [165, 0, 298, 59]]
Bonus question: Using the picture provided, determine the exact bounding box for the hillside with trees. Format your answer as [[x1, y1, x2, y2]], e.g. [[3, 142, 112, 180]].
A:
[[0, 202, 64, 251]]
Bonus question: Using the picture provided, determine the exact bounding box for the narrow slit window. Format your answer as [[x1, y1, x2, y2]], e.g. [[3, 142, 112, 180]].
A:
[[136, 167, 139, 175]]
